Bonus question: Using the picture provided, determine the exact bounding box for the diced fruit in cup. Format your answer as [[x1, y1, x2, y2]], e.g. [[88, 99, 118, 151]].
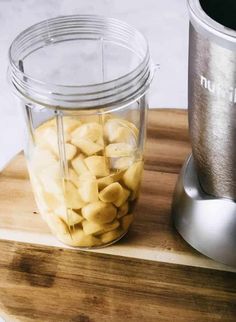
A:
[[104, 118, 137, 144], [78, 173, 98, 203], [100, 229, 123, 244], [71, 137, 103, 155], [68, 168, 80, 188], [122, 161, 143, 191], [82, 220, 104, 235], [64, 143, 77, 160], [65, 181, 85, 209], [82, 219, 120, 236], [31, 147, 57, 171], [97, 171, 124, 190], [35, 127, 59, 155], [105, 143, 134, 157], [96, 136, 105, 148], [84, 156, 109, 177], [55, 207, 83, 226], [42, 191, 64, 210], [72, 157, 89, 175], [30, 115, 143, 247], [117, 201, 129, 218], [113, 187, 130, 207], [69, 229, 101, 247], [82, 201, 117, 224], [121, 214, 134, 230], [111, 156, 134, 170], [36, 127, 77, 159], [63, 117, 82, 133], [130, 187, 141, 201], [39, 164, 63, 195], [58, 228, 101, 247], [44, 212, 69, 237], [99, 220, 120, 234], [99, 182, 123, 203], [71, 122, 103, 142], [119, 119, 139, 137]]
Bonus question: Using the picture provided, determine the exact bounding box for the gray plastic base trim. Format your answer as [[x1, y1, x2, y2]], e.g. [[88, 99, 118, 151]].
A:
[[172, 155, 236, 267]]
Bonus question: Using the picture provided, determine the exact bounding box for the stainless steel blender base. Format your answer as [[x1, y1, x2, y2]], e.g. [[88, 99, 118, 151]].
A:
[[172, 155, 236, 267]]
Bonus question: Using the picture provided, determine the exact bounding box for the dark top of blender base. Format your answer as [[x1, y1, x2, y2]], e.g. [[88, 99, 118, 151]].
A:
[[200, 0, 236, 31]]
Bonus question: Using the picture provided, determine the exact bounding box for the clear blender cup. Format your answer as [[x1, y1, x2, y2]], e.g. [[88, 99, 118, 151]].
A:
[[8, 15, 154, 248]]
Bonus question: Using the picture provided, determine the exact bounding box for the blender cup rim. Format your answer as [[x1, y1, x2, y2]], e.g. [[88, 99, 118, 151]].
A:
[[8, 14, 154, 110]]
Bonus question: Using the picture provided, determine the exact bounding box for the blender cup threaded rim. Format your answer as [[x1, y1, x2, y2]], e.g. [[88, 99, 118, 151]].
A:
[[8, 15, 153, 110]]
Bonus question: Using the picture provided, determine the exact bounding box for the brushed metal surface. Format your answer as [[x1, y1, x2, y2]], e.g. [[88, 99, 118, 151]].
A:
[[172, 155, 236, 267], [189, 23, 236, 199]]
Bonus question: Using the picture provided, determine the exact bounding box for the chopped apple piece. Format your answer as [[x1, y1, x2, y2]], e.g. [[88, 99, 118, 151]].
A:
[[82, 201, 117, 224], [39, 163, 63, 195], [71, 137, 103, 155], [113, 186, 130, 207], [42, 191, 64, 209], [58, 228, 101, 247], [55, 207, 83, 226], [77, 153, 86, 160], [71, 229, 101, 247], [31, 147, 57, 171], [121, 214, 134, 230], [78, 174, 98, 203], [67, 209, 83, 225], [97, 171, 124, 190], [82, 220, 104, 235], [100, 229, 123, 244], [36, 122, 77, 156], [104, 119, 137, 144], [105, 143, 134, 157], [71, 122, 102, 142], [36, 118, 55, 131], [97, 176, 114, 191], [84, 156, 109, 177], [111, 156, 134, 170], [49, 142, 77, 160], [36, 127, 59, 155], [78, 172, 96, 182], [117, 202, 129, 218], [114, 126, 136, 143], [68, 168, 80, 188], [99, 182, 123, 203], [72, 157, 89, 175], [36, 118, 74, 143], [122, 161, 143, 191], [96, 135, 105, 148], [119, 119, 139, 137], [97, 220, 120, 235], [104, 119, 119, 142], [65, 181, 85, 209], [82, 219, 120, 236], [63, 117, 81, 133], [65, 143, 77, 160], [130, 188, 140, 201]]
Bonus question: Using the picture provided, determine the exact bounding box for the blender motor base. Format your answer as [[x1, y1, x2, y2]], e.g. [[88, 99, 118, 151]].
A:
[[172, 155, 236, 268]]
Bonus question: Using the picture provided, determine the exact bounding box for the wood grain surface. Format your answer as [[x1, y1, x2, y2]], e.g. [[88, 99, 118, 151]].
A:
[[0, 109, 235, 322]]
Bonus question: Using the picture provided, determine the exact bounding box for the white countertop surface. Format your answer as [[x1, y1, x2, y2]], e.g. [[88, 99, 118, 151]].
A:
[[0, 0, 189, 170]]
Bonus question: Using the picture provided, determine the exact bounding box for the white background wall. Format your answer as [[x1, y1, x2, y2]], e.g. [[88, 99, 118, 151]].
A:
[[0, 0, 189, 169]]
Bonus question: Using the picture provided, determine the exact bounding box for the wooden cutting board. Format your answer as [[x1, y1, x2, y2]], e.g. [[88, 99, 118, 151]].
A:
[[0, 109, 235, 322]]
